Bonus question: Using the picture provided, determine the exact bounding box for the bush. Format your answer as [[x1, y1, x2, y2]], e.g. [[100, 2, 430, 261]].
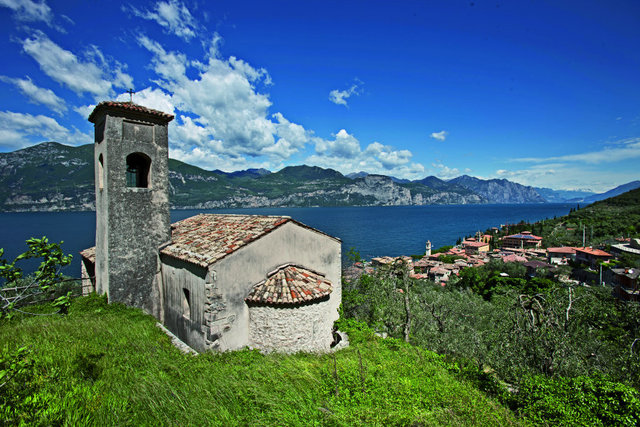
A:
[[508, 374, 640, 426]]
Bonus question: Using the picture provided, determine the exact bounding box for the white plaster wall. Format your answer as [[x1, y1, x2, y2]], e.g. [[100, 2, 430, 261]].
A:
[[248, 300, 333, 353], [210, 221, 341, 352], [160, 256, 208, 352]]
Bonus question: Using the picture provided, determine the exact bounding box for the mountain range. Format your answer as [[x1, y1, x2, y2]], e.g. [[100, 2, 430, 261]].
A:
[[0, 142, 637, 212]]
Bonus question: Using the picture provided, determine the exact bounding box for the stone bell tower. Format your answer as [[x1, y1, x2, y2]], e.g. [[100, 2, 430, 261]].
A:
[[88, 101, 174, 317]]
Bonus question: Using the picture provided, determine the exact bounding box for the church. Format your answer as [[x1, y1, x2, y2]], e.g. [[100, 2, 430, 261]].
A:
[[79, 101, 342, 353]]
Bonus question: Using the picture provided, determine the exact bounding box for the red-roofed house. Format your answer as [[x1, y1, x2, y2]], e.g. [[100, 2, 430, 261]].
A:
[[501, 231, 543, 249], [462, 240, 490, 255], [502, 253, 528, 263], [574, 247, 612, 267], [80, 102, 342, 354], [547, 247, 577, 265]]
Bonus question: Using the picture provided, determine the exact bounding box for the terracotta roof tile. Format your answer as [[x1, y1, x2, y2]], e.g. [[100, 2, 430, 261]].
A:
[[502, 254, 528, 263], [463, 241, 489, 248], [160, 214, 292, 267], [245, 264, 332, 306], [80, 246, 96, 262], [88, 101, 174, 123], [575, 247, 612, 257], [547, 247, 576, 254]]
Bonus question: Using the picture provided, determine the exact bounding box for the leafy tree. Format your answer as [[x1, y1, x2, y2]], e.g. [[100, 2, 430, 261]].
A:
[[0, 237, 73, 318]]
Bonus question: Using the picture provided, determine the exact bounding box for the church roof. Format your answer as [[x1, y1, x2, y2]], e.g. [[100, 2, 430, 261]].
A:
[[245, 264, 333, 306], [160, 214, 337, 267], [79, 246, 96, 262], [88, 101, 174, 123]]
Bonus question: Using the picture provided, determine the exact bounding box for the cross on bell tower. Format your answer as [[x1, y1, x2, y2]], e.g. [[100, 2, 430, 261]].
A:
[[126, 88, 136, 103]]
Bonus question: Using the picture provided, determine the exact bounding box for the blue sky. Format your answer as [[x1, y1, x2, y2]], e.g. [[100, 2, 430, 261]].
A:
[[1, 0, 639, 192]]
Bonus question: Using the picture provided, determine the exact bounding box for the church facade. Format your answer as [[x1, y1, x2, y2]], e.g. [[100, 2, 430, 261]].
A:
[[80, 101, 341, 353]]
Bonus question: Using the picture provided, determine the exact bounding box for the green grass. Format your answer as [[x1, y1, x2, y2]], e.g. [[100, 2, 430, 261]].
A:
[[0, 294, 521, 426]]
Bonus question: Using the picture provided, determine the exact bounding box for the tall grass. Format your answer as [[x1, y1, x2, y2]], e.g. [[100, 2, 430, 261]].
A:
[[0, 294, 520, 426]]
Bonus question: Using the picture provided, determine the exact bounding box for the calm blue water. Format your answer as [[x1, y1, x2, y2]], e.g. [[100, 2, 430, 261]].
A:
[[0, 204, 573, 276]]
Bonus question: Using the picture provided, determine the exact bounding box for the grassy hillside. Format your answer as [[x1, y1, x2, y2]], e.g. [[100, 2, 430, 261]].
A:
[[0, 295, 520, 425]]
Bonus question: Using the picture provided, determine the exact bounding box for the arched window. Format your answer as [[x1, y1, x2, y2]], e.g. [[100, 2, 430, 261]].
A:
[[125, 153, 151, 188], [182, 288, 191, 319], [97, 154, 104, 190]]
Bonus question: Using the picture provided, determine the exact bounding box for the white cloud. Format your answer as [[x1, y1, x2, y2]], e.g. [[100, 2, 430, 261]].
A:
[[493, 164, 619, 192], [513, 137, 640, 164], [365, 142, 413, 169], [0, 0, 54, 26], [430, 130, 448, 141], [308, 129, 425, 179], [431, 162, 470, 179], [137, 34, 304, 163], [170, 145, 273, 172], [128, 0, 198, 40], [313, 129, 361, 158], [329, 80, 363, 106], [73, 104, 94, 120], [0, 111, 90, 149], [0, 75, 66, 114], [268, 112, 309, 159], [136, 36, 188, 84], [21, 32, 133, 100], [115, 87, 175, 114]]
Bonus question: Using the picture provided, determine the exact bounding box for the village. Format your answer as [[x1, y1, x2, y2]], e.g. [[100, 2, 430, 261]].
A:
[[346, 228, 640, 302]]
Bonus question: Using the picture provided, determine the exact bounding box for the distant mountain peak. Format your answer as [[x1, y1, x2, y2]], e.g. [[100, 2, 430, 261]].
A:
[[449, 175, 545, 204]]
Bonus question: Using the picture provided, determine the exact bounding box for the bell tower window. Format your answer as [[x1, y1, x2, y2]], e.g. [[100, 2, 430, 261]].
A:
[[97, 154, 104, 190], [126, 153, 151, 188]]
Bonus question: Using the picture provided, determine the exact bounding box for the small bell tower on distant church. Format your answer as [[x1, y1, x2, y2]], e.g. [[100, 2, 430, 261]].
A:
[[88, 101, 174, 317]]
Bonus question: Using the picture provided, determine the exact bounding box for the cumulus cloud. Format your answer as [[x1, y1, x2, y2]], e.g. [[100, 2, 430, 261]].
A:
[[21, 32, 133, 100], [137, 34, 302, 163], [0, 111, 90, 149], [314, 129, 361, 158], [115, 87, 175, 114], [268, 112, 309, 159], [430, 130, 448, 141], [308, 129, 425, 179], [513, 137, 640, 164], [365, 142, 413, 169], [127, 0, 198, 40], [431, 162, 470, 179], [329, 80, 363, 106], [0, 75, 66, 114]]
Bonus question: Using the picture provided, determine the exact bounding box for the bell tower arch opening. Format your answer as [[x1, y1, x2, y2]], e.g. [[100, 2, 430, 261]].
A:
[[126, 152, 151, 188]]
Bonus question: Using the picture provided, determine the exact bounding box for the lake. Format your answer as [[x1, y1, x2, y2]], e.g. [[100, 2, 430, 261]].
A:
[[0, 203, 574, 276]]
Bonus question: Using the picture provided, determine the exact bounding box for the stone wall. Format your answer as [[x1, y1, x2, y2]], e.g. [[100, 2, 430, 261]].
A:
[[248, 300, 333, 353]]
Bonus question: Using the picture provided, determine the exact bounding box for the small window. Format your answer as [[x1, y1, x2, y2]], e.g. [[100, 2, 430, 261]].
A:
[[126, 153, 151, 188], [97, 154, 104, 190], [95, 119, 105, 143], [182, 288, 191, 319]]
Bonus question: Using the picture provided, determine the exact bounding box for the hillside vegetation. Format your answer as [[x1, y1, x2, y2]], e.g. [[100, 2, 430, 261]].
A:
[[491, 187, 640, 248], [0, 295, 519, 426]]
